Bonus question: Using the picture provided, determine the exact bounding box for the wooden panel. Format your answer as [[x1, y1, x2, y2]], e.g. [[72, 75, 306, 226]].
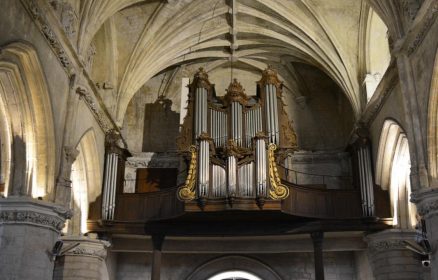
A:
[[281, 182, 362, 219], [136, 168, 177, 193], [114, 187, 184, 221]]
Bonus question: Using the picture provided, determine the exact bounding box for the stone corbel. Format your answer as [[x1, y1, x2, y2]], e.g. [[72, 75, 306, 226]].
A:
[[411, 187, 438, 219], [61, 236, 111, 260]]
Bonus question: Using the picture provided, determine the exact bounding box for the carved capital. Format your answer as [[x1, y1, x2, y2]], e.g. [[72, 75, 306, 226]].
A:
[[62, 236, 111, 260], [411, 187, 438, 218], [64, 146, 80, 164], [365, 229, 416, 253], [0, 197, 69, 232]]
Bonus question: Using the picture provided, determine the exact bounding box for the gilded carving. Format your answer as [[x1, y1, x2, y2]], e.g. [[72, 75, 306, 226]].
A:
[[223, 79, 250, 106], [267, 144, 290, 200], [258, 65, 283, 88], [177, 146, 197, 201]]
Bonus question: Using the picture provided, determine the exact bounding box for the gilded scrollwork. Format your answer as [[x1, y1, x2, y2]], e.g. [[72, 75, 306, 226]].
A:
[[177, 145, 198, 201], [267, 143, 290, 200]]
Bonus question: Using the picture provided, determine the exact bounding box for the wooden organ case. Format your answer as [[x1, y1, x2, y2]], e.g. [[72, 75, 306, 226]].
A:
[[177, 66, 298, 210]]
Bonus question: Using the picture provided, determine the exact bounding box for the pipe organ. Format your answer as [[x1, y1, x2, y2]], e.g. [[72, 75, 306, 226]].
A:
[[177, 66, 297, 209]]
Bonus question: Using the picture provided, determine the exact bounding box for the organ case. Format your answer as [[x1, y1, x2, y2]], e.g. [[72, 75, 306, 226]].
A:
[[177, 66, 297, 209]]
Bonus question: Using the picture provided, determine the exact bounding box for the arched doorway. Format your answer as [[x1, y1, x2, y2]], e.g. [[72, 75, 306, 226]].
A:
[[186, 255, 281, 280], [208, 270, 262, 280]]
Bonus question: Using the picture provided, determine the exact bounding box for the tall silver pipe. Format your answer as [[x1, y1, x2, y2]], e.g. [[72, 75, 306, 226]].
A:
[[102, 155, 110, 219], [272, 86, 279, 144], [256, 139, 267, 197], [228, 156, 236, 196], [108, 154, 118, 220], [364, 146, 375, 216]]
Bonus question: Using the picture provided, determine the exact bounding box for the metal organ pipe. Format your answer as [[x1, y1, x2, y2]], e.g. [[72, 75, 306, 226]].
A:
[[256, 139, 267, 198], [194, 87, 210, 198], [228, 156, 237, 197], [102, 153, 119, 220], [357, 145, 375, 216]]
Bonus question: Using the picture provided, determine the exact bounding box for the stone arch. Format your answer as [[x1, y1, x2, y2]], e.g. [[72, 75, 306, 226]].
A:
[[0, 41, 55, 199], [185, 255, 282, 280], [427, 49, 438, 185], [69, 129, 102, 234], [375, 119, 416, 228]]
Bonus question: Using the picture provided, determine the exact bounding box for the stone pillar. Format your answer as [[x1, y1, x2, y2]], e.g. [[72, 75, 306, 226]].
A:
[[53, 236, 111, 280], [311, 232, 325, 280], [151, 235, 165, 280], [412, 188, 438, 279], [0, 196, 70, 279], [365, 229, 422, 280]]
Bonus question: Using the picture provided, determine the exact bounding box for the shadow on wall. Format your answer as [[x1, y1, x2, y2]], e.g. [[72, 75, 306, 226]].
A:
[[142, 97, 180, 152]]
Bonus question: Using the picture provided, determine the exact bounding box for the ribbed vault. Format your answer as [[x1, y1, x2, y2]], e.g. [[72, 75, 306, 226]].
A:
[[76, 0, 378, 124]]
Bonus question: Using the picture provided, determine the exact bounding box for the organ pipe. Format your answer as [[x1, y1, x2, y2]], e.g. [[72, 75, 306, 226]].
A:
[[355, 139, 375, 217]]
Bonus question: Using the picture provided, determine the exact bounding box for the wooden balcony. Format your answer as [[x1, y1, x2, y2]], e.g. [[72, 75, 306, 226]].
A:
[[87, 180, 391, 235]]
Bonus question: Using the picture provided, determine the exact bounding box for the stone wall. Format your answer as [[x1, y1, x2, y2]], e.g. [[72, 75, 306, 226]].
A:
[[115, 251, 357, 280]]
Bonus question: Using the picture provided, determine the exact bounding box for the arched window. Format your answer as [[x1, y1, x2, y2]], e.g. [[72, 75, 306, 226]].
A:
[[364, 9, 391, 102], [375, 120, 416, 228], [208, 271, 262, 280]]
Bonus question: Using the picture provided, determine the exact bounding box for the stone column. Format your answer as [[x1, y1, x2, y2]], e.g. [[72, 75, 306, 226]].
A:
[[0, 196, 70, 279], [151, 235, 165, 280], [53, 236, 111, 280], [365, 229, 422, 280], [412, 188, 438, 279], [311, 232, 325, 280]]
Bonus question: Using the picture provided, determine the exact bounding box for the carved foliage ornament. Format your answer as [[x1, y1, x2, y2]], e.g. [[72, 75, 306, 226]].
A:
[[268, 144, 289, 200], [0, 210, 66, 232], [178, 145, 197, 201]]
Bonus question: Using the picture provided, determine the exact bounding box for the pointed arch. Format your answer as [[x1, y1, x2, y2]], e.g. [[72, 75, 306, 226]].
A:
[[0, 41, 55, 199], [375, 119, 416, 228], [69, 128, 102, 234]]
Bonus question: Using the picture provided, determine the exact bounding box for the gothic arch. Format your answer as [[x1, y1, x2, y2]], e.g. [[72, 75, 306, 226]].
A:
[[375, 119, 415, 228], [427, 49, 438, 185], [69, 129, 102, 234], [0, 41, 55, 199], [185, 255, 282, 280]]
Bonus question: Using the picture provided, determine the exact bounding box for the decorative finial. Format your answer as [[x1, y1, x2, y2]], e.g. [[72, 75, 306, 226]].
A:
[[258, 65, 282, 87], [224, 78, 249, 106]]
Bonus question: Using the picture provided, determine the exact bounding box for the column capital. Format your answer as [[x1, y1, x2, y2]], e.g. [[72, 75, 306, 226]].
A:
[[365, 229, 416, 253], [0, 196, 71, 233], [61, 236, 111, 260], [411, 187, 438, 218]]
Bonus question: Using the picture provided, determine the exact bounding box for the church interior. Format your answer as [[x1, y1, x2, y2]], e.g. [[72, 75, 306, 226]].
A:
[[0, 0, 438, 279]]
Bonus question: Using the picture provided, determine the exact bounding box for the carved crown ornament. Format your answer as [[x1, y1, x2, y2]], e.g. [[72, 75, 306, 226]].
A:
[[258, 65, 283, 89], [223, 79, 250, 106]]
